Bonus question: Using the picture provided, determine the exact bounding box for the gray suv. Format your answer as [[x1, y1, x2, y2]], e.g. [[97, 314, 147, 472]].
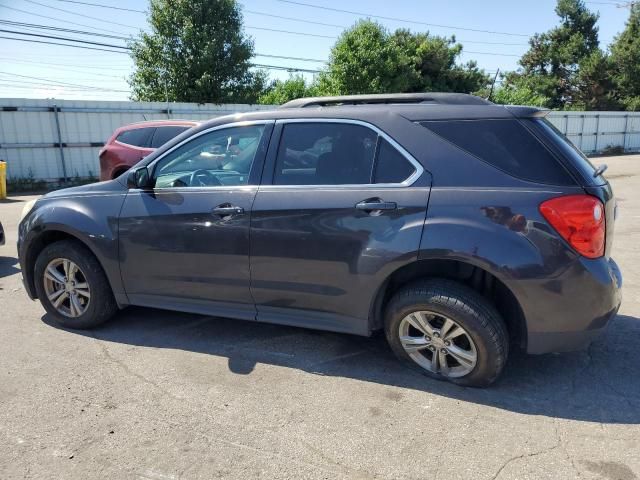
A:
[[17, 93, 622, 387]]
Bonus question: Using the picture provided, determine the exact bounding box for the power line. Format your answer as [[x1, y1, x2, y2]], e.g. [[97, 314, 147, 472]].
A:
[[246, 25, 335, 39], [22, 0, 141, 30], [255, 53, 325, 63], [0, 19, 130, 41], [252, 63, 321, 73], [0, 58, 129, 79], [0, 27, 327, 62], [51, 0, 146, 13], [0, 70, 130, 92], [0, 56, 131, 71], [0, 34, 128, 53], [244, 9, 344, 29], [0, 78, 126, 92], [275, 0, 531, 37], [44, 0, 529, 46], [0, 35, 324, 73], [0, 28, 129, 50], [0, 82, 125, 95], [1, 29, 523, 62], [0, 4, 131, 35], [242, 7, 529, 45]]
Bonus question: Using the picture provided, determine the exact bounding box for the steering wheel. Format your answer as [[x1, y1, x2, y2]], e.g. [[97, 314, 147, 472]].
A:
[[189, 169, 222, 187]]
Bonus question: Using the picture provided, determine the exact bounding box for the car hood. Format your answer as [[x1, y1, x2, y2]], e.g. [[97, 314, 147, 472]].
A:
[[42, 180, 127, 199]]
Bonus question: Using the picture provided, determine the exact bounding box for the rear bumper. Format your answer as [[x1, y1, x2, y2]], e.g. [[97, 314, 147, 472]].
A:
[[524, 257, 622, 354]]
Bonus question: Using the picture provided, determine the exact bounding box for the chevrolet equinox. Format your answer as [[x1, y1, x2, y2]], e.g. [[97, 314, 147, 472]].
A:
[[17, 93, 622, 387]]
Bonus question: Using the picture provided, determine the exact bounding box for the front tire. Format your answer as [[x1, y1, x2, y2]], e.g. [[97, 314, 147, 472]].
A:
[[34, 240, 118, 329], [384, 279, 509, 387]]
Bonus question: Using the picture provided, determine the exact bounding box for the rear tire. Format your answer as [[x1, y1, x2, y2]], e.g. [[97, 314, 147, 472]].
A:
[[384, 279, 509, 387], [34, 240, 118, 329]]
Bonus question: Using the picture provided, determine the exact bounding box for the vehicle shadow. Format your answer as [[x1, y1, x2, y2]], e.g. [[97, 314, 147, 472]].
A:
[[0, 256, 20, 279], [42, 309, 640, 424]]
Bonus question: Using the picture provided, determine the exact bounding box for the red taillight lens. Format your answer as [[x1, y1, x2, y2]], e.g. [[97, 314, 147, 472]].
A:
[[539, 195, 605, 258]]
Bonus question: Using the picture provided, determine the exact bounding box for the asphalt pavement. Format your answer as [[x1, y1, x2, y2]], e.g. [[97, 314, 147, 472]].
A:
[[1, 156, 639, 479]]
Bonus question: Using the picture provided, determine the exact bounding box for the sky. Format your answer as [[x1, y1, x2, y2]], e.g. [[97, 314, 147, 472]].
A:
[[0, 0, 633, 101]]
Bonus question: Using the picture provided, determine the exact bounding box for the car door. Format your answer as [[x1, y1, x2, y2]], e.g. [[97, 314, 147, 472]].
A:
[[249, 119, 431, 335], [118, 121, 274, 320]]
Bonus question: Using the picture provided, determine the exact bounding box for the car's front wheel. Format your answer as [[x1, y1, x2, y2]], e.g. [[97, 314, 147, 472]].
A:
[[34, 239, 118, 329], [384, 279, 509, 387]]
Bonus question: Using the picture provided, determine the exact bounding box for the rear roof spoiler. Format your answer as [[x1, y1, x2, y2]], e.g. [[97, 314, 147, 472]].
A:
[[280, 93, 493, 109], [505, 105, 550, 118]]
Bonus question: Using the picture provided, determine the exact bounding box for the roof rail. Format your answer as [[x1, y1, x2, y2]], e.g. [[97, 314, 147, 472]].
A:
[[280, 93, 493, 109]]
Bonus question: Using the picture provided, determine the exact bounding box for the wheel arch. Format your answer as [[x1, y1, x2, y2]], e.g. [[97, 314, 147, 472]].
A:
[[23, 227, 114, 302], [369, 258, 527, 349]]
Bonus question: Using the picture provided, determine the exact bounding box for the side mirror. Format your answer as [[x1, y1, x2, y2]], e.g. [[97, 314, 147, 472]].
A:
[[127, 167, 151, 189]]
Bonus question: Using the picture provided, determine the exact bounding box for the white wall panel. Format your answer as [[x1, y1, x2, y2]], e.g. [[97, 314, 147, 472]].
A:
[[1, 98, 640, 182], [0, 98, 271, 181]]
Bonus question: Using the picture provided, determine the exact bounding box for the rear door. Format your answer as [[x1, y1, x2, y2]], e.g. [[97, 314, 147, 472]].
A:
[[249, 119, 431, 335]]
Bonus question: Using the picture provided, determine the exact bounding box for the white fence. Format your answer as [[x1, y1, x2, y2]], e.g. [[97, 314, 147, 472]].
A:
[[546, 111, 640, 155], [0, 98, 639, 182], [0, 98, 271, 181]]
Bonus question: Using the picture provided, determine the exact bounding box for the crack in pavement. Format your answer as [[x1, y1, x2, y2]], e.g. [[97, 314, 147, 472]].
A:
[[488, 441, 562, 480], [90, 333, 181, 401]]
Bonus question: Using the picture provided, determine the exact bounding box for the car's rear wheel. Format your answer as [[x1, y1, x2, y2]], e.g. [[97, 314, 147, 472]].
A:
[[384, 279, 508, 387], [34, 240, 118, 329]]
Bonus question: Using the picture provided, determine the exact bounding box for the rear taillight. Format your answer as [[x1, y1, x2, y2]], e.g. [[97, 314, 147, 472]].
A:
[[539, 195, 605, 258]]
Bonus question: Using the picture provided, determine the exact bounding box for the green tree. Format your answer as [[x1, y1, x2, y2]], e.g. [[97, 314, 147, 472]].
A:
[[129, 0, 263, 103], [391, 30, 489, 93], [504, 0, 601, 109], [315, 20, 489, 96], [258, 75, 316, 105], [573, 50, 620, 110], [491, 79, 550, 107], [315, 20, 412, 95], [610, 3, 640, 110]]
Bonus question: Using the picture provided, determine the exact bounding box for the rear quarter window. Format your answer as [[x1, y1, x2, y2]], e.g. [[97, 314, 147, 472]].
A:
[[116, 127, 154, 148], [420, 119, 575, 185]]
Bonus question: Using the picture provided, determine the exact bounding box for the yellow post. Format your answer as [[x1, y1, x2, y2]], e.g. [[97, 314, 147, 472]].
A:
[[0, 161, 6, 200]]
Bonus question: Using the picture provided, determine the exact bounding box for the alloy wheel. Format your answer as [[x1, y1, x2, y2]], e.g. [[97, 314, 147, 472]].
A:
[[398, 310, 477, 378], [43, 258, 91, 318]]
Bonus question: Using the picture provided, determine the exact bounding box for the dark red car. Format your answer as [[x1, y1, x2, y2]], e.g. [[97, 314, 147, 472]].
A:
[[99, 120, 198, 181]]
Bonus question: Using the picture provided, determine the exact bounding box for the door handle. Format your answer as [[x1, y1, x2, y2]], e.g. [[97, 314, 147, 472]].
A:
[[355, 199, 397, 211], [212, 204, 245, 216]]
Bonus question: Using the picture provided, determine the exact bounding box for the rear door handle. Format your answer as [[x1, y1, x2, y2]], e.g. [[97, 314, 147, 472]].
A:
[[355, 199, 397, 211], [212, 204, 244, 216]]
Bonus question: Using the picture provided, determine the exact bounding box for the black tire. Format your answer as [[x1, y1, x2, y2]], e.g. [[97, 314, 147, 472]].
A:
[[34, 239, 118, 329], [384, 279, 509, 387]]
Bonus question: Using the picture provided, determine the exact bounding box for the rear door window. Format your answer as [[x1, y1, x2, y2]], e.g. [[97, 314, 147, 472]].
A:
[[374, 138, 416, 184], [116, 127, 154, 148], [420, 119, 574, 185], [150, 126, 191, 148], [273, 123, 377, 185]]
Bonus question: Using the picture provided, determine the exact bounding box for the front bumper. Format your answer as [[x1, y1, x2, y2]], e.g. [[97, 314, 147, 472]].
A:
[[525, 257, 622, 354]]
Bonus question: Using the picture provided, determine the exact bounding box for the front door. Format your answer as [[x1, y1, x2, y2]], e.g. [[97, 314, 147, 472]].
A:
[[119, 121, 273, 319], [250, 120, 430, 334]]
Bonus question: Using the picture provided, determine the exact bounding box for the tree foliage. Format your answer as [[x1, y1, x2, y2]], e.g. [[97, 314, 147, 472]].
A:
[[501, 0, 603, 109], [313, 20, 490, 97], [258, 75, 316, 105], [129, 0, 263, 103], [609, 3, 640, 110]]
